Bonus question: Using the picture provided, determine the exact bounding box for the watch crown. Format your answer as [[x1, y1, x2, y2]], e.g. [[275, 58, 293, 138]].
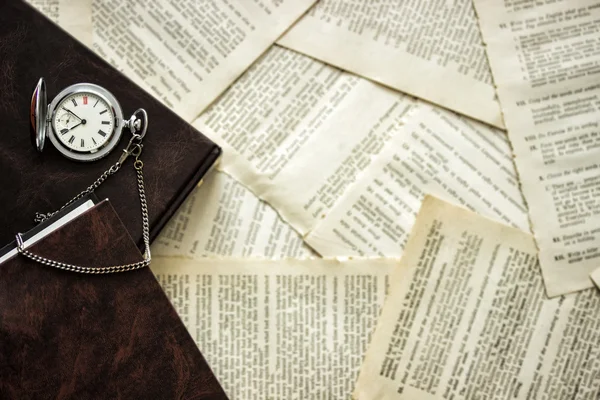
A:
[[125, 109, 148, 138]]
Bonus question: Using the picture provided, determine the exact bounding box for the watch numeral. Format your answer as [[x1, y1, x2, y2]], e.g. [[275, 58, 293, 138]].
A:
[[101, 121, 110, 125], [99, 109, 108, 115], [98, 129, 107, 137], [83, 96, 88, 105], [60, 128, 69, 135], [71, 98, 77, 107], [92, 138, 97, 145], [81, 139, 85, 147], [68, 135, 75, 144], [93, 99, 99, 108]]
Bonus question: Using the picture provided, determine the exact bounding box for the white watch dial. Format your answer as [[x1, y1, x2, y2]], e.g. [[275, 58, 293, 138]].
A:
[[53, 92, 115, 152]]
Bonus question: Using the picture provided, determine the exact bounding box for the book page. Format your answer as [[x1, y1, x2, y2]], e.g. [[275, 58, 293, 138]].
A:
[[27, 0, 92, 47], [151, 257, 396, 400], [29, 0, 315, 121], [355, 196, 600, 400], [474, 0, 600, 296], [277, 0, 504, 128], [307, 104, 530, 257], [193, 45, 416, 236], [91, 0, 316, 120], [28, 0, 317, 119], [152, 171, 314, 259]]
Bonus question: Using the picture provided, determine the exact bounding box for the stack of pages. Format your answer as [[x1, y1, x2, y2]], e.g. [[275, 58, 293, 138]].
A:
[[29, 0, 600, 398]]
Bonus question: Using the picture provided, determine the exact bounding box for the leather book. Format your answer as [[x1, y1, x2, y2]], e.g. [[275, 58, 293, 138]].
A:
[[0, 1, 227, 398], [0, 200, 228, 399], [0, 0, 221, 246]]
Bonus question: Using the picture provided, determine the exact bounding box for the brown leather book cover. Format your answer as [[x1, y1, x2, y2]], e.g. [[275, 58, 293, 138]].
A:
[[0, 1, 228, 398], [0, 200, 228, 399], [0, 0, 221, 246]]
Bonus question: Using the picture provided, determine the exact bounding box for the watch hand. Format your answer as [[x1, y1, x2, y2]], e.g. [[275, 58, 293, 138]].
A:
[[68, 121, 82, 131], [68, 118, 87, 131], [62, 107, 83, 121]]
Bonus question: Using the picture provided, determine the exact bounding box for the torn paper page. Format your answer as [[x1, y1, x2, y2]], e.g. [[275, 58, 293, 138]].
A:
[[355, 196, 600, 399], [151, 257, 397, 400], [152, 171, 314, 259], [28, 0, 317, 121], [474, 0, 600, 296], [195, 47, 526, 257], [278, 0, 503, 128], [194, 45, 415, 236], [307, 103, 529, 257]]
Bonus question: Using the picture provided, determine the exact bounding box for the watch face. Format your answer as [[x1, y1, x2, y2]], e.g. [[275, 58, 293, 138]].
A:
[[46, 83, 124, 162], [52, 91, 115, 153]]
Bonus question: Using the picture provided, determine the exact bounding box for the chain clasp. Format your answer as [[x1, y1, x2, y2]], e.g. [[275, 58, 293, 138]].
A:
[[119, 108, 149, 165], [118, 134, 143, 165]]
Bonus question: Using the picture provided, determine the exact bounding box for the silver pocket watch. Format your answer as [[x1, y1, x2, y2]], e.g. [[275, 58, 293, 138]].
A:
[[30, 78, 147, 162], [20, 78, 153, 274]]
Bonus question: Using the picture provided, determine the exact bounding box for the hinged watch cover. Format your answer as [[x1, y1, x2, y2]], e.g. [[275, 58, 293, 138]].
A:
[[29, 77, 130, 162], [30, 77, 47, 152]]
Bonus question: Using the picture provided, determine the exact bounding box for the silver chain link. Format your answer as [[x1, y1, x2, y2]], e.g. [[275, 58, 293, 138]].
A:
[[34, 162, 121, 224], [18, 131, 151, 273]]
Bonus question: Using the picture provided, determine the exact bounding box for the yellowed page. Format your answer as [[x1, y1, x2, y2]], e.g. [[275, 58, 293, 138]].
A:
[[90, 0, 316, 120], [307, 103, 529, 257], [27, 0, 92, 47], [152, 257, 397, 399], [194, 46, 415, 236], [278, 0, 503, 128], [355, 196, 600, 399], [152, 171, 314, 259], [196, 47, 528, 256], [474, 0, 600, 296]]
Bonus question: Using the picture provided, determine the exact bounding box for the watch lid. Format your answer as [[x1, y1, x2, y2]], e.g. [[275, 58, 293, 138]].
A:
[[30, 77, 47, 152]]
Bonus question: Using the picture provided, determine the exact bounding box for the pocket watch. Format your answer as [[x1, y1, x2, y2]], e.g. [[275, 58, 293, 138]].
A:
[[30, 78, 147, 162], [20, 79, 153, 273]]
